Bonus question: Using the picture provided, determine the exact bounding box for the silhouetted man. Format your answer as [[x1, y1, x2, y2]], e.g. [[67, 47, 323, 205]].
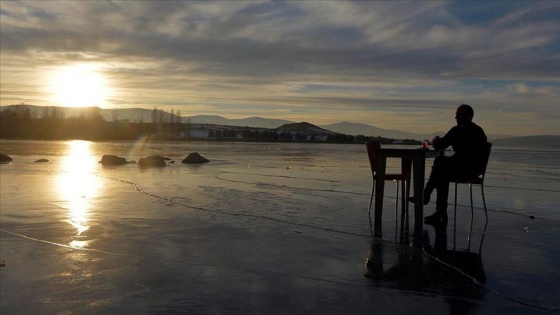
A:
[[421, 104, 488, 224]]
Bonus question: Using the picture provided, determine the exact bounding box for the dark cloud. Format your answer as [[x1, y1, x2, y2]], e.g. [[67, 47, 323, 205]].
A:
[[2, 1, 558, 81]]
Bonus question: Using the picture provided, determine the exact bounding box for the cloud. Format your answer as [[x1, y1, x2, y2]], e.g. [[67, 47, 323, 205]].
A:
[[1, 1, 559, 136], [511, 83, 530, 94]]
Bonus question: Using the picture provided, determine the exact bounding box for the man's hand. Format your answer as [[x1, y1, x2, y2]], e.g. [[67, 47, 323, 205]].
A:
[[431, 136, 441, 148]]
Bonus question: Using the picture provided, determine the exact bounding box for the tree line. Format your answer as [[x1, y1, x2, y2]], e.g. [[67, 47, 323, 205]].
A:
[[0, 105, 180, 140], [1, 104, 414, 144]]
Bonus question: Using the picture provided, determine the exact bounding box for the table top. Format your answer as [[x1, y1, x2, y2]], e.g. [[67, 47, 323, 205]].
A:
[[374, 148, 444, 158]]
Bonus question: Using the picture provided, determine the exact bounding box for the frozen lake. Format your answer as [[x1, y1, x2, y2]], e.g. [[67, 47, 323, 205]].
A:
[[1, 139, 559, 314]]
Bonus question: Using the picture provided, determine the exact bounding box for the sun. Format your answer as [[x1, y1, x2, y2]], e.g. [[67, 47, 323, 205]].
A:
[[49, 64, 110, 108]]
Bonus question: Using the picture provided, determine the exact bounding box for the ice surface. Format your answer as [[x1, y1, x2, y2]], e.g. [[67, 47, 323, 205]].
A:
[[1, 140, 559, 314]]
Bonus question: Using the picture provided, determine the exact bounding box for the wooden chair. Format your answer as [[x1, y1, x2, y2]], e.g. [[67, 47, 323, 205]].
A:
[[452, 142, 493, 229], [366, 141, 411, 225]]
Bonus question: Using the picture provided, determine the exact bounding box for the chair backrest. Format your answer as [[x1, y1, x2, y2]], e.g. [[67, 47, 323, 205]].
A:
[[452, 142, 492, 184], [366, 140, 381, 174], [479, 142, 493, 178]]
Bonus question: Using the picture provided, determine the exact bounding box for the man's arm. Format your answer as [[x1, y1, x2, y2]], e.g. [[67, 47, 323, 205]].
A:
[[432, 127, 456, 150]]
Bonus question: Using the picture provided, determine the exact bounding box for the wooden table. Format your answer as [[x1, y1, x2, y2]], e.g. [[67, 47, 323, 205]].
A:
[[372, 148, 443, 243]]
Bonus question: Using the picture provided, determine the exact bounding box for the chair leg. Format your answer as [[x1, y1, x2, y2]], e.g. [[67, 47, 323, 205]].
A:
[[453, 181, 487, 250], [395, 181, 399, 218], [454, 182, 458, 227], [405, 178, 410, 230], [395, 181, 399, 233], [368, 179, 375, 218], [453, 182, 458, 251], [468, 183, 474, 238], [400, 180, 406, 229], [481, 183, 488, 221]]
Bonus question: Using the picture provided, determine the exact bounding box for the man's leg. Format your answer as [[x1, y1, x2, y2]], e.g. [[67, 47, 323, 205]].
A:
[[424, 156, 452, 223], [424, 156, 450, 204]]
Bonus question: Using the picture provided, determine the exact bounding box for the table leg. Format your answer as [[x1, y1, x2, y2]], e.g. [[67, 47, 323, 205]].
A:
[[374, 154, 387, 236], [401, 158, 412, 235], [412, 154, 426, 247], [401, 158, 412, 217]]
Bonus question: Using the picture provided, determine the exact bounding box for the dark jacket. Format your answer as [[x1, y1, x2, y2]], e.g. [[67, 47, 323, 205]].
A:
[[434, 122, 488, 176]]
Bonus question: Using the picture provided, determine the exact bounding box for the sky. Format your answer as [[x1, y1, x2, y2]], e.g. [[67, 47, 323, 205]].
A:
[[1, 1, 559, 136]]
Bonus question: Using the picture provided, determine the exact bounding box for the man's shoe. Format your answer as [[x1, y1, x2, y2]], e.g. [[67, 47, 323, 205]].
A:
[[426, 216, 449, 228], [424, 211, 447, 224], [423, 213, 440, 224]]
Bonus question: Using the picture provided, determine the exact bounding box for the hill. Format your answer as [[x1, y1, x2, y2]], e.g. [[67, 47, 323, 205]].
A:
[[276, 122, 335, 135], [320, 121, 439, 140], [187, 115, 294, 128]]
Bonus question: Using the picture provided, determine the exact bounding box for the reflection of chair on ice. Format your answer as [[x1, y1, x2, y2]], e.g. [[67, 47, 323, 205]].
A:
[[431, 222, 488, 312], [365, 222, 487, 306], [426, 222, 487, 286]]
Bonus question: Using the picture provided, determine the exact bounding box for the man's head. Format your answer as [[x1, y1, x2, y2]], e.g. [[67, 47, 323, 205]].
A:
[[455, 104, 474, 126]]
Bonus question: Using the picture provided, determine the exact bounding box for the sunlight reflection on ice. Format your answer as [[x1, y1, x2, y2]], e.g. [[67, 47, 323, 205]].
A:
[[57, 140, 100, 245], [69, 240, 90, 249]]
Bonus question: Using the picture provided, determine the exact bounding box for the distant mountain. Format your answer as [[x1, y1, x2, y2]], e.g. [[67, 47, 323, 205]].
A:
[[320, 121, 516, 141], [0, 104, 295, 127], [491, 135, 560, 147], [0, 105, 536, 142], [102, 108, 155, 122], [182, 115, 230, 125], [320, 121, 439, 140], [186, 115, 294, 128]]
